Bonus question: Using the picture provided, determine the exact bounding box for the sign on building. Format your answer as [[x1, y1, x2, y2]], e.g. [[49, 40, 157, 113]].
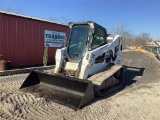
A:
[[44, 30, 66, 47]]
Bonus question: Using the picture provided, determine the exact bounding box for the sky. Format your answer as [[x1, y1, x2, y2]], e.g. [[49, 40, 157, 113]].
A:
[[0, 0, 160, 40]]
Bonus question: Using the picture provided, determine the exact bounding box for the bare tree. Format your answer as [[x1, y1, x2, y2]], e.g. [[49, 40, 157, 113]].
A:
[[132, 33, 152, 47], [111, 23, 134, 48], [110, 23, 153, 47], [112, 23, 126, 35], [122, 31, 134, 47]]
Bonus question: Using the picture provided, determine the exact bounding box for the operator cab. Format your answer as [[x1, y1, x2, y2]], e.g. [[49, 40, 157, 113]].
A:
[[66, 21, 107, 62]]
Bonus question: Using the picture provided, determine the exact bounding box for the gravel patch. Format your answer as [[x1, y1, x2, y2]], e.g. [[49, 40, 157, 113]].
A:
[[122, 51, 160, 85], [0, 51, 160, 120]]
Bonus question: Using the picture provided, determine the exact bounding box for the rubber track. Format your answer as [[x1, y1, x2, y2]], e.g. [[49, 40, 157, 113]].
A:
[[88, 65, 123, 96]]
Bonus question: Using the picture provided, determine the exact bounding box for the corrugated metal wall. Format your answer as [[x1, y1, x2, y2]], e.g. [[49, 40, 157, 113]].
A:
[[0, 12, 69, 67]]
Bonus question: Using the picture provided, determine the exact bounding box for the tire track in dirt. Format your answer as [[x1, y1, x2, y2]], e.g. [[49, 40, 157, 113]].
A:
[[0, 81, 22, 101], [0, 78, 61, 119], [1, 88, 112, 119], [0, 81, 64, 120], [0, 76, 113, 120], [1, 92, 48, 119], [0, 81, 23, 103], [0, 80, 26, 120], [0, 81, 23, 93]]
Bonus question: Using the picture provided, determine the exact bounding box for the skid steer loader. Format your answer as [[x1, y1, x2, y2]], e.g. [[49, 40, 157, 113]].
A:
[[20, 21, 124, 109]]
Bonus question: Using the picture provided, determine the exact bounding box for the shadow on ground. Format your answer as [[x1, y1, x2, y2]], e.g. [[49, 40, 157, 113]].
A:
[[123, 65, 145, 86], [87, 66, 145, 108]]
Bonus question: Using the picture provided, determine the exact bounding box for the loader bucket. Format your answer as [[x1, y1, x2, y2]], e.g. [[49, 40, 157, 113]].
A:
[[20, 70, 94, 109]]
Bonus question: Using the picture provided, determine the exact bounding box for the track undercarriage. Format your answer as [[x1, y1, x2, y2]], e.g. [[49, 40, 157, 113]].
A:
[[88, 65, 124, 97]]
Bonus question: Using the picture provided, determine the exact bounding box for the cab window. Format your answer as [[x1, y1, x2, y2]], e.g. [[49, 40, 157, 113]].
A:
[[91, 29, 106, 50]]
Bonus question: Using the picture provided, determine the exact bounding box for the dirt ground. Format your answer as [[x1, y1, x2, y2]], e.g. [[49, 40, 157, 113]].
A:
[[0, 51, 160, 120]]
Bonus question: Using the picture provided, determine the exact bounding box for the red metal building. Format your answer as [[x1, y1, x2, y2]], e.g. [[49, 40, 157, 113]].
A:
[[0, 11, 69, 67]]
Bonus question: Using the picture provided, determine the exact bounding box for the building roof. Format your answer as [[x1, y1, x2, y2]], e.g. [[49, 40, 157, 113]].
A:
[[0, 10, 68, 26], [146, 41, 160, 47], [156, 41, 160, 46], [146, 41, 157, 47]]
